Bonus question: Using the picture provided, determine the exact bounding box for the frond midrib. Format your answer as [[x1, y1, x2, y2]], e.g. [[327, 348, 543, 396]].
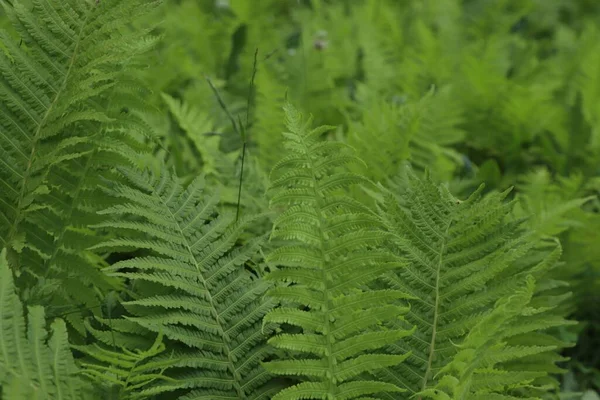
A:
[[41, 156, 94, 279], [420, 221, 452, 391], [296, 126, 337, 394]]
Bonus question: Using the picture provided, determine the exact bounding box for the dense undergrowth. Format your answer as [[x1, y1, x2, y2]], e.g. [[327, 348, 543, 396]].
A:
[[0, 0, 599, 399]]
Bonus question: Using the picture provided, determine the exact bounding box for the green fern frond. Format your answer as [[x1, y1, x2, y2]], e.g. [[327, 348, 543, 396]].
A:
[[162, 92, 229, 177], [0, 0, 157, 250], [347, 85, 464, 184], [376, 169, 572, 398], [513, 168, 593, 238], [0, 248, 92, 399], [418, 276, 539, 400], [0, 0, 160, 334], [251, 59, 288, 171], [84, 315, 156, 351], [263, 103, 413, 399], [161, 92, 269, 217], [93, 166, 280, 399], [73, 332, 175, 399]]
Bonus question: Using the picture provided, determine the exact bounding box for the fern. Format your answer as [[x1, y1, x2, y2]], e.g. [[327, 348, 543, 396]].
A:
[[92, 166, 280, 399], [161, 92, 229, 177], [0, 0, 156, 251], [345, 85, 464, 184], [418, 276, 541, 400], [513, 168, 594, 238], [0, 248, 92, 399], [0, 0, 159, 334], [251, 59, 288, 171], [161, 92, 270, 217], [73, 332, 174, 399], [0, 1, 598, 398], [376, 169, 573, 398], [513, 169, 600, 327], [263, 103, 413, 399]]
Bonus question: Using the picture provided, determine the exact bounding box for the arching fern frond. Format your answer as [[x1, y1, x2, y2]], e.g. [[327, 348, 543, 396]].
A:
[[0, 0, 160, 334], [0, 0, 158, 253], [251, 59, 288, 171], [263, 103, 413, 399], [161, 92, 269, 218], [0, 248, 92, 399], [376, 169, 573, 398], [93, 166, 281, 399], [513, 168, 593, 238]]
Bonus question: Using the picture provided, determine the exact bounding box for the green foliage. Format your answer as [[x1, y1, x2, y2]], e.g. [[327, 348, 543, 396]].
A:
[[0, 0, 599, 398], [418, 276, 541, 400], [73, 333, 174, 399], [0, 249, 92, 398], [345, 86, 465, 183]]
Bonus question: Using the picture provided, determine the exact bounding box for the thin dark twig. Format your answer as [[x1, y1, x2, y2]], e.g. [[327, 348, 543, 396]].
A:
[[246, 48, 259, 130], [205, 49, 258, 221], [55, 303, 103, 318], [236, 117, 247, 222], [236, 48, 259, 221], [108, 303, 116, 352], [205, 76, 240, 137], [263, 48, 278, 61]]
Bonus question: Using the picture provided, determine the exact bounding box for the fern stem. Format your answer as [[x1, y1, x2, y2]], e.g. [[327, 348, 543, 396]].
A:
[[245, 48, 258, 131], [421, 223, 452, 391], [41, 37, 144, 286], [205, 76, 241, 138], [42, 154, 94, 279], [236, 141, 247, 221], [297, 124, 337, 396]]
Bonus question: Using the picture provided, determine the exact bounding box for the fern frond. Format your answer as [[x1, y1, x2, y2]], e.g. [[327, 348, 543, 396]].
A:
[[0, 0, 160, 334], [376, 169, 572, 398], [162, 92, 230, 177], [251, 59, 288, 171], [94, 166, 280, 399], [73, 332, 175, 399], [0, 0, 156, 249], [513, 168, 593, 238], [347, 85, 464, 184], [0, 248, 92, 398], [418, 276, 544, 400], [263, 103, 412, 399]]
